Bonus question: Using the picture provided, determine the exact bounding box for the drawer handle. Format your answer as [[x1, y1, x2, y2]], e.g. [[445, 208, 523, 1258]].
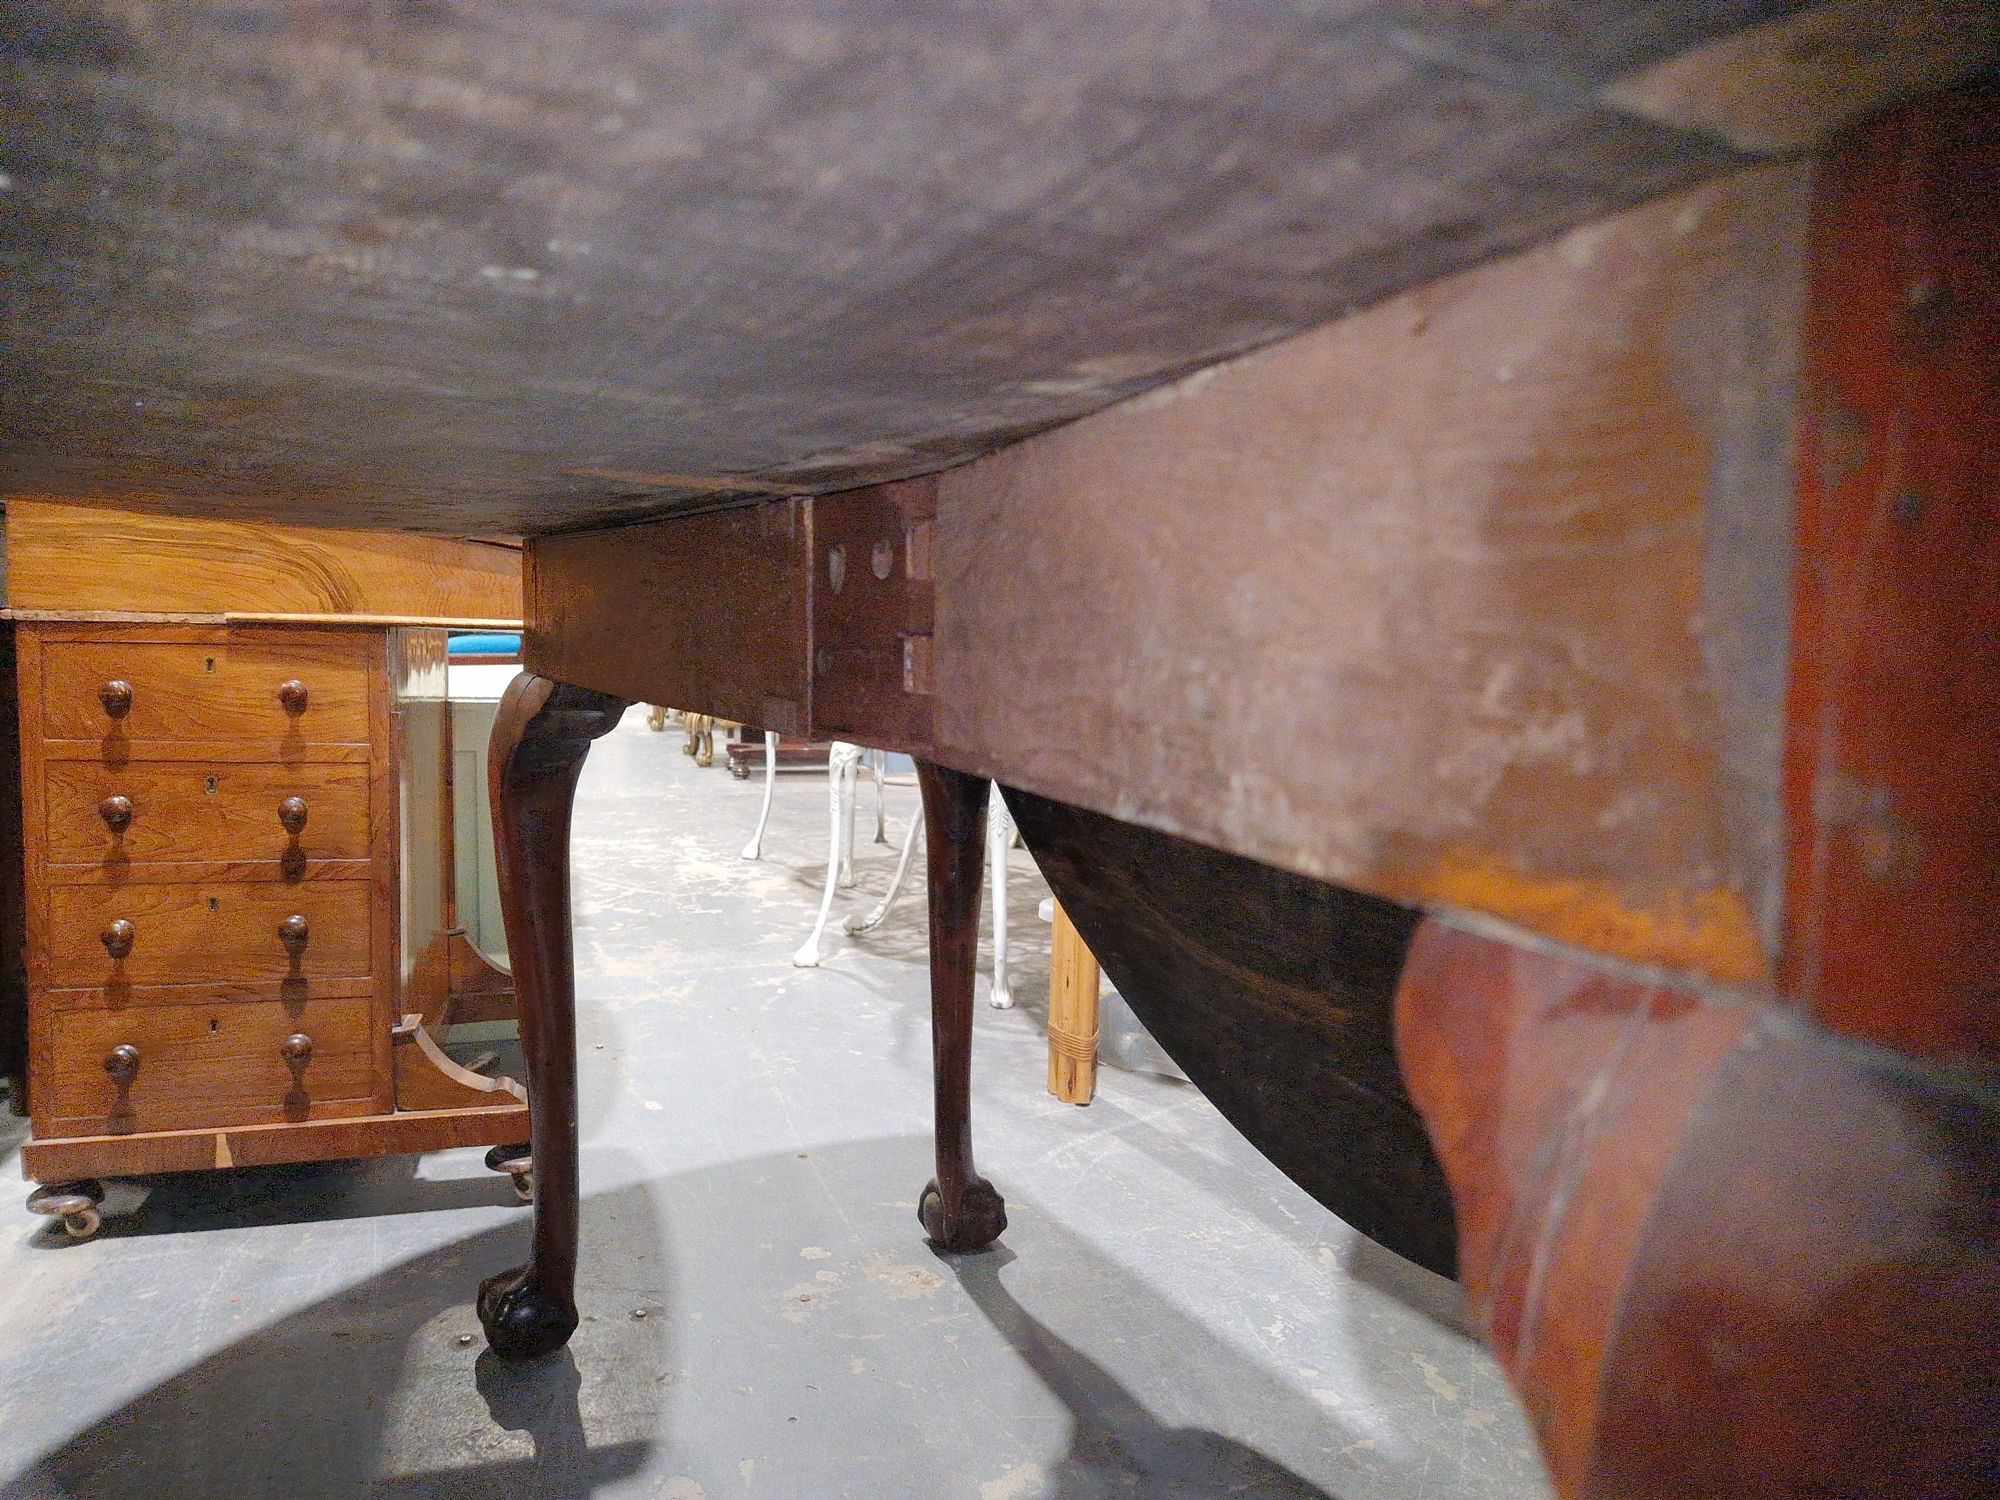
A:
[[105, 1043, 140, 1083], [279, 913, 309, 953], [101, 919, 136, 960], [277, 679, 309, 714], [98, 795, 134, 834], [281, 1033, 313, 1069], [98, 680, 133, 720], [278, 796, 309, 835]]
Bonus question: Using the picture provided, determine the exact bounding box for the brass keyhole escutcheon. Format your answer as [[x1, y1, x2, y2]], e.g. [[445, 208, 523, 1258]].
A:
[[208, 896, 219, 913], [203, 656, 216, 673], [205, 776, 218, 794]]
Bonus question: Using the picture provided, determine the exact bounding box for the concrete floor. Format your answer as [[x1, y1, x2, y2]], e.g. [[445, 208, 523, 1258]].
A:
[[0, 711, 1555, 1500]]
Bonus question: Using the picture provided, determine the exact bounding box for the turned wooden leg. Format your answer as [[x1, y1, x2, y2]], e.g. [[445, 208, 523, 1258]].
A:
[[915, 760, 1008, 1252], [478, 674, 630, 1360]]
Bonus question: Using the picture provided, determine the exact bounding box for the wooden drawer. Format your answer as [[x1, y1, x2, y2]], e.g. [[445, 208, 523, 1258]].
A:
[[45, 996, 376, 1134], [43, 761, 372, 870], [39, 636, 372, 744], [49, 880, 373, 987]]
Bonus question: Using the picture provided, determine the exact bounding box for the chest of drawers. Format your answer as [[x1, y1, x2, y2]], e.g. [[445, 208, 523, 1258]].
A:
[[0, 504, 537, 1223], [20, 623, 392, 1140]]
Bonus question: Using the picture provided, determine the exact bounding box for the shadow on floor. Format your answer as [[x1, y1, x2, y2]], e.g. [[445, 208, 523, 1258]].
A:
[[950, 1245, 1336, 1498], [22, 1155, 527, 1247], [5, 1135, 1504, 1499], [661, 1135, 1397, 1498], [1, 1186, 666, 1499]]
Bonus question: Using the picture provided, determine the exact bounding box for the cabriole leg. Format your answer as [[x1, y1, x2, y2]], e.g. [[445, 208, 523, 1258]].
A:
[[478, 674, 630, 1360], [914, 760, 1008, 1253]]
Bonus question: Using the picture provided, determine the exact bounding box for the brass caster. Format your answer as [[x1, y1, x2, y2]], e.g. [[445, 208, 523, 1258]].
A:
[[29, 1180, 106, 1241], [485, 1143, 533, 1202]]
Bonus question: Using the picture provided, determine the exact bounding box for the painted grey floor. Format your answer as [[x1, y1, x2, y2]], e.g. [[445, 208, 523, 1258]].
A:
[[0, 711, 1554, 1500]]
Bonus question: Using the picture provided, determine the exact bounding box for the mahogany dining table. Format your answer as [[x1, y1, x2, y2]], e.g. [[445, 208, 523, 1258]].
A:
[[1, 5, 1994, 1495]]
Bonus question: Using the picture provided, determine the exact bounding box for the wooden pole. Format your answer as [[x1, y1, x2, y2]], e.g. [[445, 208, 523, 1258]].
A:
[[1047, 899, 1099, 1105]]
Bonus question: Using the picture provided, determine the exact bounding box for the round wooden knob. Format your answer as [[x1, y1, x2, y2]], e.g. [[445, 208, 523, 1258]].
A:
[[279, 913, 309, 952], [98, 680, 133, 719], [277, 679, 309, 714], [105, 1043, 140, 1082], [101, 918, 136, 960], [98, 795, 134, 833], [281, 1033, 312, 1065], [278, 796, 309, 835]]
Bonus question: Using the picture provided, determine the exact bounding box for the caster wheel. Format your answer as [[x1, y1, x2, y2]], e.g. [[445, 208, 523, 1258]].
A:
[[29, 1180, 105, 1241], [485, 1143, 532, 1202], [63, 1207, 102, 1240]]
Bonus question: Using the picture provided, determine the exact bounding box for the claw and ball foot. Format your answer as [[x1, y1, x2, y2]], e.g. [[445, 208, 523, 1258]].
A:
[[477, 1263, 577, 1360], [919, 1175, 1008, 1253], [476, 675, 631, 1360]]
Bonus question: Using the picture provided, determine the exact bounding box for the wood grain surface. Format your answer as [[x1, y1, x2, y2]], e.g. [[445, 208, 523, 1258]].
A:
[[4, 501, 521, 618], [36, 633, 374, 745], [1396, 917, 2000, 1499], [19, 1100, 529, 1181], [48, 879, 373, 988], [525, 161, 1812, 994], [41, 760, 371, 869], [935, 162, 1805, 989], [45, 994, 375, 1135], [527, 504, 811, 734], [1780, 87, 2000, 1066], [12, 2, 1986, 532]]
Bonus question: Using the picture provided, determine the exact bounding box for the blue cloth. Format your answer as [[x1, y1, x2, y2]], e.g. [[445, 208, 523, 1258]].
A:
[[448, 632, 521, 656]]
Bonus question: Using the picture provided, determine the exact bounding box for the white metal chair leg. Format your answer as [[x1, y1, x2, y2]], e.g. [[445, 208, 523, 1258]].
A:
[[845, 803, 924, 934], [837, 749, 859, 888], [872, 748, 889, 843], [741, 731, 778, 860], [988, 795, 1015, 1008], [795, 741, 863, 967]]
